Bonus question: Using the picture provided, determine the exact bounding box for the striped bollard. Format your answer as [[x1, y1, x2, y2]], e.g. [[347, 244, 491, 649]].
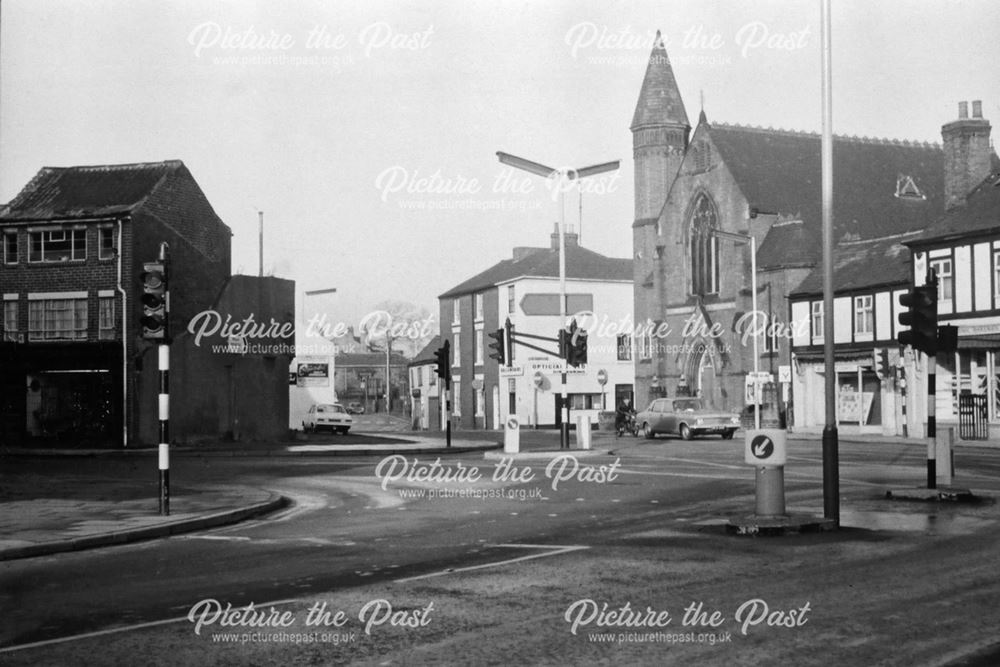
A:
[[159, 344, 170, 515]]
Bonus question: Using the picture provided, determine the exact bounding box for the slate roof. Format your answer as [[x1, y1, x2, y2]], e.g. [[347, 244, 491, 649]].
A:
[[1, 160, 183, 220], [906, 172, 1000, 246], [439, 243, 632, 298], [409, 336, 442, 367], [0, 160, 232, 261], [756, 219, 820, 270], [788, 231, 923, 298], [708, 123, 945, 251], [631, 31, 689, 130]]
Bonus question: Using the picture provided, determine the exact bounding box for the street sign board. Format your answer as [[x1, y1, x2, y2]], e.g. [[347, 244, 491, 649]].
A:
[[596, 369, 608, 385], [504, 415, 520, 453], [533, 370, 544, 387], [500, 365, 524, 378], [778, 364, 791, 383], [744, 428, 787, 466]]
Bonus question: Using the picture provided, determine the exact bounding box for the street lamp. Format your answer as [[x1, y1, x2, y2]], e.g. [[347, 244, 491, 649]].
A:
[[496, 151, 620, 449], [711, 228, 761, 430]]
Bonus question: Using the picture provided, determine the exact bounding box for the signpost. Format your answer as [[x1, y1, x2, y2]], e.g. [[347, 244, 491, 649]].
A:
[[597, 368, 607, 409]]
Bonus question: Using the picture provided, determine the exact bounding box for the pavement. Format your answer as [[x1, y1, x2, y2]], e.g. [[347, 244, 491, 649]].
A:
[[1, 425, 993, 563]]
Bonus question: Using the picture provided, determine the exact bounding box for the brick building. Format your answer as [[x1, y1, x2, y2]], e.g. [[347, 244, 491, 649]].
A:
[[630, 34, 997, 436], [0, 160, 294, 447]]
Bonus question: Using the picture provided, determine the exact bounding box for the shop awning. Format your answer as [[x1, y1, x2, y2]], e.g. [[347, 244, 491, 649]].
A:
[[958, 334, 1000, 350]]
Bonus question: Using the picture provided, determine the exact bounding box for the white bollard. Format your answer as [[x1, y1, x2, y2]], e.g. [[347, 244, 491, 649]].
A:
[[504, 415, 520, 454], [935, 427, 954, 486], [576, 415, 592, 450]]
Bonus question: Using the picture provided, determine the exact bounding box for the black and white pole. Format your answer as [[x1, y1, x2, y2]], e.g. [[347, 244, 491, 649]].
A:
[[158, 343, 170, 515], [445, 378, 452, 449], [927, 352, 936, 489]]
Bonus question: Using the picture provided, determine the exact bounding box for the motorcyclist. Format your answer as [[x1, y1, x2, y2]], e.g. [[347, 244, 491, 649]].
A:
[[615, 398, 634, 435]]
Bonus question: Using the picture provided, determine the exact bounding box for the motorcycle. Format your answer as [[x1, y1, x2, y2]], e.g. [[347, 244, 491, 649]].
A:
[[616, 411, 639, 437]]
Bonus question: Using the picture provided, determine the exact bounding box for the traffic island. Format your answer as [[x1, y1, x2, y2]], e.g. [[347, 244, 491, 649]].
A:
[[726, 513, 838, 536], [885, 486, 980, 503]]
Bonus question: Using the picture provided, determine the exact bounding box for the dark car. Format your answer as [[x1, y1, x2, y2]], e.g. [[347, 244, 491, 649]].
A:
[[635, 397, 740, 440], [345, 401, 365, 415]]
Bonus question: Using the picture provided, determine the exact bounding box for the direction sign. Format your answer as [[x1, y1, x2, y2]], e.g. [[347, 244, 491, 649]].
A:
[[744, 428, 787, 466]]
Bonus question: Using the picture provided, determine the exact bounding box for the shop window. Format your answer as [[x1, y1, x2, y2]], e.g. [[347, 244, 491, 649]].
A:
[[28, 298, 88, 341]]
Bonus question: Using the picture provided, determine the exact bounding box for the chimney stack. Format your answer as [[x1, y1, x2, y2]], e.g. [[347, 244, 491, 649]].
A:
[[550, 222, 579, 250], [942, 100, 992, 209]]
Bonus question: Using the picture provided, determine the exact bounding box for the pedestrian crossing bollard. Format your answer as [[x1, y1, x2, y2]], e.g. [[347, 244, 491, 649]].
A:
[[504, 415, 520, 454], [576, 415, 592, 450]]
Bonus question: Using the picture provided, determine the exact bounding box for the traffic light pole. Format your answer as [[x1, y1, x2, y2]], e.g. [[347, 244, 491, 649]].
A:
[[158, 343, 170, 515], [927, 354, 936, 488], [446, 376, 452, 449], [558, 213, 569, 451]]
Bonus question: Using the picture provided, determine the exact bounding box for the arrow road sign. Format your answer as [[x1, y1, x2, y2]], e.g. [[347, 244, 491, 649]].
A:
[[751, 434, 774, 459], [744, 428, 787, 466]]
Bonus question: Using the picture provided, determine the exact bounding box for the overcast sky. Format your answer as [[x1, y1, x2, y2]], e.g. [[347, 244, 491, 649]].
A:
[[2, 0, 999, 334]]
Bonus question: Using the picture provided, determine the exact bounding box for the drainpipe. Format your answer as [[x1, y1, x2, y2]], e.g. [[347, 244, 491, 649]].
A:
[[116, 219, 128, 447]]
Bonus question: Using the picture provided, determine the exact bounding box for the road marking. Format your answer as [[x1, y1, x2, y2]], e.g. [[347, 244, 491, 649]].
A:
[[0, 598, 301, 654], [394, 544, 590, 583]]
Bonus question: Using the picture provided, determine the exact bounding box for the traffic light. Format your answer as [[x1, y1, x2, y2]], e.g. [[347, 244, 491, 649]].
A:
[[897, 273, 937, 355], [487, 328, 506, 365], [937, 324, 958, 353], [139, 261, 168, 340], [434, 340, 451, 383], [565, 319, 588, 367]]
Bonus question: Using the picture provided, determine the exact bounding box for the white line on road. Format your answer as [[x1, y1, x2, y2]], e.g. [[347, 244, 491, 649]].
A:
[[394, 544, 590, 583]]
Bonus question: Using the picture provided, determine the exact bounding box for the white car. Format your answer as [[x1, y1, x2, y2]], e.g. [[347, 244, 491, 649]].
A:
[[303, 403, 353, 434]]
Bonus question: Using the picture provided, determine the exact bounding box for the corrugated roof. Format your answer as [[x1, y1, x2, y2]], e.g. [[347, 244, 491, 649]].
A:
[[0, 160, 182, 220], [907, 172, 1000, 245], [439, 243, 632, 298], [708, 123, 945, 252], [789, 232, 922, 297]]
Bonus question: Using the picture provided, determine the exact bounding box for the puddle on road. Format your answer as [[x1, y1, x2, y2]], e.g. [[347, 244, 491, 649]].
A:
[[837, 510, 993, 535]]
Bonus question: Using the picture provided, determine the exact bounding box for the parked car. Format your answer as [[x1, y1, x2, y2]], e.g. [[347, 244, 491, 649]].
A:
[[635, 397, 740, 440], [303, 403, 353, 434], [345, 401, 365, 415]]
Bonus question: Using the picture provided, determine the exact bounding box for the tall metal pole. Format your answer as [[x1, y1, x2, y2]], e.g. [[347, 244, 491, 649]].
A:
[[820, 0, 840, 525], [559, 188, 569, 450], [752, 237, 760, 430], [385, 335, 391, 414], [258, 210, 264, 278]]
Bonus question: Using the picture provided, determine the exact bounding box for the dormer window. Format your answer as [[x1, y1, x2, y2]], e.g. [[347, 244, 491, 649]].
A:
[[895, 175, 926, 200]]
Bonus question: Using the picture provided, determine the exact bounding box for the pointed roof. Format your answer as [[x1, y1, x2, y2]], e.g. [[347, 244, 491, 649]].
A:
[[630, 31, 689, 131], [0, 160, 182, 220], [789, 232, 922, 297]]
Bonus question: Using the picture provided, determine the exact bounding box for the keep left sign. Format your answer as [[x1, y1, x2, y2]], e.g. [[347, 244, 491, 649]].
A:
[[744, 429, 787, 466]]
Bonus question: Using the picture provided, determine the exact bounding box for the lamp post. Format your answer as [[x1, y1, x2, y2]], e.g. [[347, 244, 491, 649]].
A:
[[711, 228, 760, 429], [496, 151, 619, 449]]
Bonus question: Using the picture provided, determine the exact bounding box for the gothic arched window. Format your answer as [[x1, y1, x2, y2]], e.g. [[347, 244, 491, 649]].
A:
[[689, 194, 719, 296]]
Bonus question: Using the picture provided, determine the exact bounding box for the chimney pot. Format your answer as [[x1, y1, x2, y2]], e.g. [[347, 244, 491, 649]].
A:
[[972, 100, 983, 119], [958, 101, 969, 119]]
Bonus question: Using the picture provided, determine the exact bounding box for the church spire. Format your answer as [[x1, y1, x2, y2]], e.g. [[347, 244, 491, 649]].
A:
[[630, 30, 689, 131]]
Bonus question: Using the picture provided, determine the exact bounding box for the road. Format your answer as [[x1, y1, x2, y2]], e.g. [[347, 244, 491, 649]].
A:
[[3, 433, 1000, 665]]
